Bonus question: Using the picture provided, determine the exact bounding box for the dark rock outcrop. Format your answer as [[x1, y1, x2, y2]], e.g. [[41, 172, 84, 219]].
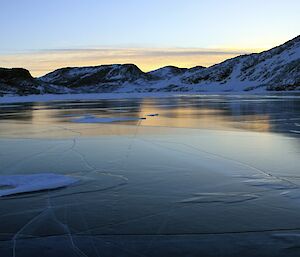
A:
[[0, 68, 40, 95]]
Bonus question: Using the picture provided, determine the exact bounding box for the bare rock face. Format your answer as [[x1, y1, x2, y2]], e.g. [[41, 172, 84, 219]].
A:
[[0, 68, 33, 80]]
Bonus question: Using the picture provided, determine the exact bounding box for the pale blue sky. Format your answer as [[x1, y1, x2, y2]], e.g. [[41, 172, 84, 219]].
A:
[[1, 0, 299, 75], [1, 0, 299, 51]]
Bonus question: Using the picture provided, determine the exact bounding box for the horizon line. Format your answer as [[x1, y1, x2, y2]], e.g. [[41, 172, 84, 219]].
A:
[[1, 35, 297, 77]]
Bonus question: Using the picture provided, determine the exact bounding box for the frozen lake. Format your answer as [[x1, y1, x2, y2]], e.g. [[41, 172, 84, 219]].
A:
[[0, 94, 300, 257]]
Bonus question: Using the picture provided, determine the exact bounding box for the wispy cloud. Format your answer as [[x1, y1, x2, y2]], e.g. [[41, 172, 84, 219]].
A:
[[0, 47, 259, 77]]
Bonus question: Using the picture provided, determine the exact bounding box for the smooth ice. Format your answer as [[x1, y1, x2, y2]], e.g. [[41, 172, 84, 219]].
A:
[[0, 94, 300, 257]]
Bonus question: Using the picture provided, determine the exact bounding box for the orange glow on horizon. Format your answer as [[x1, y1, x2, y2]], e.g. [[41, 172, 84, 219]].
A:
[[0, 47, 264, 77]]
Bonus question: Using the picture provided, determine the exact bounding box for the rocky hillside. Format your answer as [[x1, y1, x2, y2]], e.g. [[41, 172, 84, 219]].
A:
[[39, 64, 151, 90], [0, 36, 299, 95], [0, 68, 70, 96]]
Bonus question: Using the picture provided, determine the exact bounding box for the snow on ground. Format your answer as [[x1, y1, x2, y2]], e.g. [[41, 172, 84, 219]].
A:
[[0, 173, 78, 197]]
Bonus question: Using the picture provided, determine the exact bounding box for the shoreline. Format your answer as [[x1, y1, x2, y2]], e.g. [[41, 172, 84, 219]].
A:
[[1, 91, 300, 104]]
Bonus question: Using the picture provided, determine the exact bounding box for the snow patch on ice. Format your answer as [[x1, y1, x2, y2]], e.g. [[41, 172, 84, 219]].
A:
[[0, 173, 78, 197]]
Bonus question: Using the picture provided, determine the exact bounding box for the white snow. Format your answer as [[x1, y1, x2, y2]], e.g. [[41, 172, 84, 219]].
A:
[[0, 173, 78, 197]]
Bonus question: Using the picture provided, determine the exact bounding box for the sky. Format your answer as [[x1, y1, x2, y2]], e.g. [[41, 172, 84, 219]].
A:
[[1, 0, 299, 76]]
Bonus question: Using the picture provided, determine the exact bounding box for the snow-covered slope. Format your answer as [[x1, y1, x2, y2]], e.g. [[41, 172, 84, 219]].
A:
[[181, 35, 300, 91], [0, 36, 299, 95], [39, 64, 152, 93], [148, 66, 188, 79]]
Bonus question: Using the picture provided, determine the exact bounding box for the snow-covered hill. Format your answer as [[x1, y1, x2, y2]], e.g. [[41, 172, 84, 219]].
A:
[[181, 35, 300, 92], [0, 36, 299, 95]]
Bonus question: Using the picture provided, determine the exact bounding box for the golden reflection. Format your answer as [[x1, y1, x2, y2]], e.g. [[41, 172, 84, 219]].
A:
[[0, 99, 272, 139], [137, 99, 271, 132]]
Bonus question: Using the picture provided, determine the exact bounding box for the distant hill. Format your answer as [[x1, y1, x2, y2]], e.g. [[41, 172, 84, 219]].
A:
[[0, 68, 39, 95], [1, 36, 299, 95]]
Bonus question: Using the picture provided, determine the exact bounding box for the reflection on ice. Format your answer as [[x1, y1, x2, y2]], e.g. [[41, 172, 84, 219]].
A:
[[72, 115, 145, 123]]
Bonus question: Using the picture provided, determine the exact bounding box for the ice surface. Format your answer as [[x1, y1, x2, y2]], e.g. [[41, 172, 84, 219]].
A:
[[0, 92, 179, 104], [0, 96, 300, 257], [280, 190, 300, 200], [0, 174, 78, 197], [179, 192, 259, 204], [236, 174, 298, 191], [290, 130, 300, 134], [1, 92, 300, 104], [243, 177, 296, 190]]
